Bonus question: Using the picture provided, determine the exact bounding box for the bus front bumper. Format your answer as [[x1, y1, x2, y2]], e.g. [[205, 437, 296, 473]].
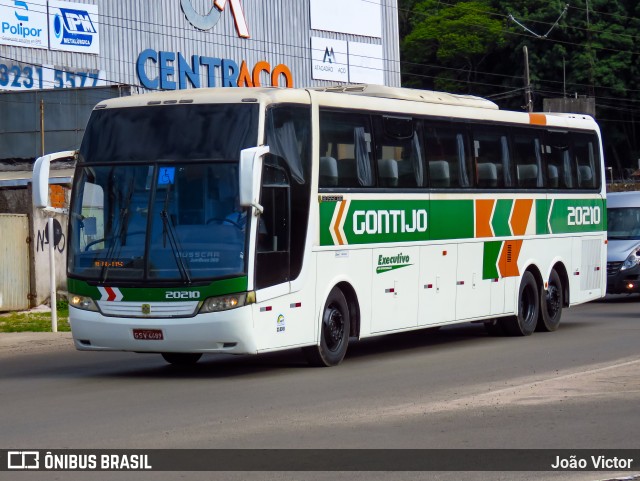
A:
[[68, 306, 258, 354]]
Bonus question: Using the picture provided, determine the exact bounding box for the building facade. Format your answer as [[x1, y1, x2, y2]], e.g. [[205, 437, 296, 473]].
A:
[[0, 0, 401, 310], [1, 0, 401, 97]]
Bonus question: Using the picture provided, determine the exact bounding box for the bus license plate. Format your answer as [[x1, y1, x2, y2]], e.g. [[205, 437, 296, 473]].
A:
[[133, 329, 164, 340]]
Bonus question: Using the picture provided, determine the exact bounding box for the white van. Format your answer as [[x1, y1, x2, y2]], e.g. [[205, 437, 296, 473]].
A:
[[607, 191, 640, 294]]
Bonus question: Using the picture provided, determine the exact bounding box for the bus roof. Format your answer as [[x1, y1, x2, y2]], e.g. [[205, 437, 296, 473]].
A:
[[311, 84, 499, 110], [92, 85, 599, 132]]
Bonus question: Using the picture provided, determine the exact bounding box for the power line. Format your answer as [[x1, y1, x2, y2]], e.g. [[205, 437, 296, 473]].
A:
[[508, 4, 569, 39], [0, 0, 638, 112]]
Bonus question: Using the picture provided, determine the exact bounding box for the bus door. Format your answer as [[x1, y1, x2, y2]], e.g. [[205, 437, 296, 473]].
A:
[[455, 242, 492, 319], [370, 246, 420, 333], [417, 244, 457, 326]]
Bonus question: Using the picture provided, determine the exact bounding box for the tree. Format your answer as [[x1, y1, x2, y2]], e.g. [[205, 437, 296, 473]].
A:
[[399, 0, 640, 176], [401, 0, 506, 94]]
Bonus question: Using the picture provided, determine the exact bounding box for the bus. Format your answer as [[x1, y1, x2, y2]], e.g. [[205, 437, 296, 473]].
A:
[[32, 85, 607, 367]]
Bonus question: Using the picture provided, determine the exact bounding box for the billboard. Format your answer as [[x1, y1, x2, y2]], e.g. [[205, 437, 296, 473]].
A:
[[310, 0, 382, 38], [0, 0, 48, 49], [348, 42, 384, 85], [48, 0, 99, 54], [311, 37, 348, 82]]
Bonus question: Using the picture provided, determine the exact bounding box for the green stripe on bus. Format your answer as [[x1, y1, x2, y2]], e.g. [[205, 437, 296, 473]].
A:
[[536, 199, 551, 235], [319, 197, 604, 246], [429, 200, 474, 240], [548, 198, 606, 234], [67, 276, 249, 301], [483, 241, 502, 280], [319, 200, 337, 246], [491, 199, 513, 237]]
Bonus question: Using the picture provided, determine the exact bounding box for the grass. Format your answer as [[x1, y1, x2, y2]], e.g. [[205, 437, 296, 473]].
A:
[[0, 300, 70, 333]]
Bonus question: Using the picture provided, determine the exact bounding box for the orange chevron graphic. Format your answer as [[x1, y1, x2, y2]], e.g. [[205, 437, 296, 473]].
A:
[[333, 200, 347, 245], [475, 199, 495, 238], [499, 239, 523, 277], [510, 199, 533, 236]]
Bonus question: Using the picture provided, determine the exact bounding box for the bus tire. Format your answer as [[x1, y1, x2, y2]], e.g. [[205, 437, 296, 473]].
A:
[[304, 287, 350, 367], [504, 271, 539, 336], [161, 352, 202, 365], [537, 269, 563, 332]]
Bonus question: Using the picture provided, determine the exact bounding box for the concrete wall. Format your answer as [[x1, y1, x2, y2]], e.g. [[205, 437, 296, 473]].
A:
[[30, 184, 70, 306]]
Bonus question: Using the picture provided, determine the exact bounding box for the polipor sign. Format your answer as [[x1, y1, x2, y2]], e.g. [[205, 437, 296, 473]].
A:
[[180, 0, 249, 38]]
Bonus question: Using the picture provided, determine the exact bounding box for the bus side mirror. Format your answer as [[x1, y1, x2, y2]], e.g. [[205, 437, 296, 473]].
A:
[[32, 150, 76, 213], [239, 146, 270, 215]]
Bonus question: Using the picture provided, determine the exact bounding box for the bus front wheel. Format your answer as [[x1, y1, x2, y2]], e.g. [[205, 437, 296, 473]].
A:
[[304, 287, 350, 367], [161, 352, 203, 365], [504, 271, 539, 336]]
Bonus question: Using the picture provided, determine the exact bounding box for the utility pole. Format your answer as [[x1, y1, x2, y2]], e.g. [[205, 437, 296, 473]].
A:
[[40, 99, 45, 156], [523, 46, 533, 112], [585, 0, 596, 97]]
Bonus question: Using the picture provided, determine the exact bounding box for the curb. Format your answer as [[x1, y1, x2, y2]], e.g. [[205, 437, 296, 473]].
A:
[[0, 331, 73, 356]]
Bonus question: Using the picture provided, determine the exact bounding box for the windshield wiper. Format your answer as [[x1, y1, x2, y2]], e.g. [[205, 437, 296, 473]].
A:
[[160, 184, 191, 284], [101, 176, 135, 283], [160, 211, 191, 284]]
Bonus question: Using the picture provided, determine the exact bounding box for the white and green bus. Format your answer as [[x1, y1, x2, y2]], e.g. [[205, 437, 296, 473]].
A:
[[33, 85, 606, 366]]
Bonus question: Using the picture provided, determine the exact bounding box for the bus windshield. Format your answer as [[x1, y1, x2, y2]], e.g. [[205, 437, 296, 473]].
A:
[[69, 104, 259, 283]]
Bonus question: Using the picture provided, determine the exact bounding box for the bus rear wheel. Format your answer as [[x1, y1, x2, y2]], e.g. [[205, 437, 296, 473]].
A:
[[161, 352, 202, 365], [504, 271, 539, 336], [304, 287, 350, 367], [537, 269, 563, 332]]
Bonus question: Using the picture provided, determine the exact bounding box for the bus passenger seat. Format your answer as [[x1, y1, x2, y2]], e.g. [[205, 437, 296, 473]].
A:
[[337, 158, 358, 186], [319, 156, 338, 187], [578, 165, 593, 187], [477, 162, 498, 187], [378, 158, 399, 187], [517, 164, 538, 188], [429, 160, 450, 188], [547, 165, 559, 188]]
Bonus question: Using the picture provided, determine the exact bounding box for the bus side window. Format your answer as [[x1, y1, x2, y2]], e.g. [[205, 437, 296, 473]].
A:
[[471, 128, 512, 188], [319, 110, 374, 188], [574, 134, 599, 189], [512, 132, 543, 189], [373, 115, 425, 188], [424, 124, 470, 188], [544, 132, 576, 189], [255, 162, 291, 289]]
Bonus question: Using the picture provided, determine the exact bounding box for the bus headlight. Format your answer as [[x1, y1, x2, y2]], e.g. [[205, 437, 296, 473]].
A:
[[199, 293, 247, 313], [621, 246, 640, 271], [69, 294, 98, 312]]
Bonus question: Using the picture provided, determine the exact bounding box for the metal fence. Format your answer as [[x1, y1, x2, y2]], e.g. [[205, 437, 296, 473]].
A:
[[0, 214, 30, 311]]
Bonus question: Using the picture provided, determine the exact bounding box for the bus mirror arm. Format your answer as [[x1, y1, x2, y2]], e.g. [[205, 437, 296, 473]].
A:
[[239, 146, 270, 215], [32, 150, 76, 214]]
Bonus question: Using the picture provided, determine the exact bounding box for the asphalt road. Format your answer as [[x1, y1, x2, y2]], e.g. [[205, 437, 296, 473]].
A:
[[1, 295, 639, 481]]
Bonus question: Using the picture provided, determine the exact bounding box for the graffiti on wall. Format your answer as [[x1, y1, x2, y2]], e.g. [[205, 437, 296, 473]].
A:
[[36, 219, 66, 253]]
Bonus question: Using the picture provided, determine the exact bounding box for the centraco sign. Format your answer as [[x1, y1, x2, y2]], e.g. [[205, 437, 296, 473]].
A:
[[135, 1, 293, 90]]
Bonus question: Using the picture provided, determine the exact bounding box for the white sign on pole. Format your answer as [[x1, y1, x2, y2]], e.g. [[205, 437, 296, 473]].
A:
[[311, 37, 348, 82], [310, 0, 382, 38], [48, 0, 100, 54], [0, 0, 48, 49], [348, 42, 384, 85]]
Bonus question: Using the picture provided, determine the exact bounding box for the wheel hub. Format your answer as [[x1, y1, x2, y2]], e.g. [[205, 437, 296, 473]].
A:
[[323, 307, 344, 350]]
